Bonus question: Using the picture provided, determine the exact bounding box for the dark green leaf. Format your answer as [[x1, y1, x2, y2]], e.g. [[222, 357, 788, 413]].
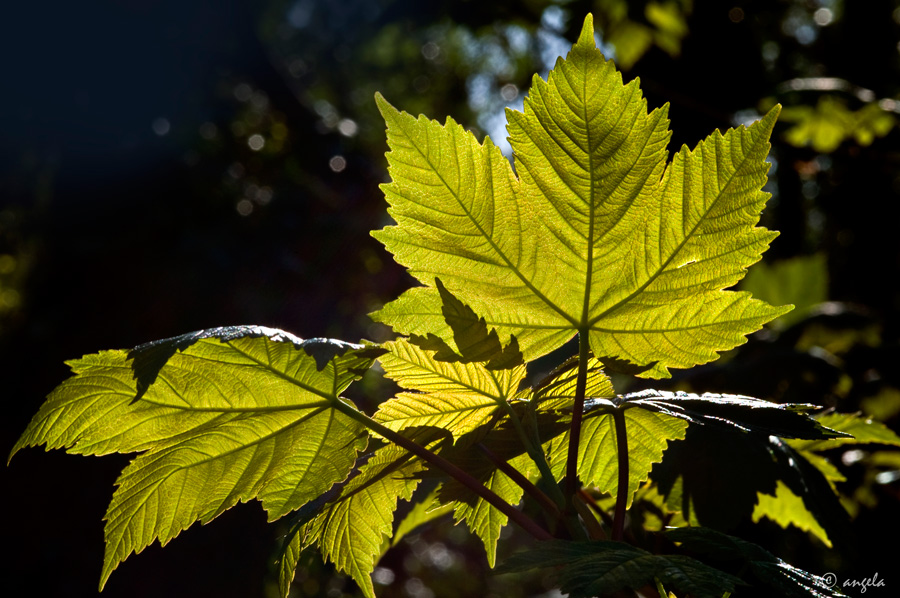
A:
[[666, 527, 850, 597], [497, 540, 742, 598], [604, 389, 848, 440]]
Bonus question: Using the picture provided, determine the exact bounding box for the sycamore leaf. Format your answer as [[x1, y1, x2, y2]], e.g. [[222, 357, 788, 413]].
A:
[[302, 444, 425, 598], [497, 540, 742, 598], [608, 390, 849, 440], [546, 406, 688, 508], [371, 14, 788, 378], [11, 328, 378, 589], [666, 527, 850, 597], [375, 338, 526, 440]]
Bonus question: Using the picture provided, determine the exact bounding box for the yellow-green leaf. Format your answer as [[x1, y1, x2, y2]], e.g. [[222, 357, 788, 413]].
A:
[[372, 14, 788, 379]]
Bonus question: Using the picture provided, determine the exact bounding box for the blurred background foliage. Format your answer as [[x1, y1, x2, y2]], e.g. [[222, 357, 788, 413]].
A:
[[3, 0, 900, 597]]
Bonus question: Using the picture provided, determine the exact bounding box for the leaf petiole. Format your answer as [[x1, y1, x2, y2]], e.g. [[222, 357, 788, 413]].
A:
[[329, 397, 554, 541]]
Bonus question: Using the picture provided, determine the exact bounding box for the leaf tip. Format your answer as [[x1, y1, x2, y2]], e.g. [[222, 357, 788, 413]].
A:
[[577, 14, 596, 48], [374, 92, 399, 121]]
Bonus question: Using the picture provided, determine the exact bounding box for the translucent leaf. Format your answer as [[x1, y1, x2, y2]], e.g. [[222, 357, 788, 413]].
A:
[[442, 451, 532, 566], [740, 254, 828, 329], [375, 338, 526, 439], [303, 444, 424, 598], [546, 407, 688, 508], [753, 481, 832, 547], [372, 15, 788, 379], [11, 329, 377, 588], [390, 485, 453, 548]]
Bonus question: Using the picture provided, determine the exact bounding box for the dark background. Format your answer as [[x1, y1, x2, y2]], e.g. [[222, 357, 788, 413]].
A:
[[3, 1, 899, 596]]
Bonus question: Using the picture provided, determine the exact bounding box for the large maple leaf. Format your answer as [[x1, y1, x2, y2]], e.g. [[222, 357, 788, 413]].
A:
[[372, 14, 788, 378]]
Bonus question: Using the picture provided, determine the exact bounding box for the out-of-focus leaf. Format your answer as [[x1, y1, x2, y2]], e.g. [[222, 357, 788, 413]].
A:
[[740, 254, 828, 329], [780, 96, 896, 153], [788, 411, 900, 452]]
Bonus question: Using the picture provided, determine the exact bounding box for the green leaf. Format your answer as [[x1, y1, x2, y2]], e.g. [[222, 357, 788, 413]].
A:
[[302, 444, 425, 598], [11, 329, 377, 588], [653, 425, 851, 541], [497, 540, 742, 598], [753, 480, 832, 547], [666, 527, 850, 597], [788, 411, 900, 452], [438, 446, 533, 566], [612, 390, 848, 440], [740, 254, 828, 329], [375, 338, 526, 440], [546, 406, 688, 508], [389, 484, 453, 548], [372, 14, 787, 378]]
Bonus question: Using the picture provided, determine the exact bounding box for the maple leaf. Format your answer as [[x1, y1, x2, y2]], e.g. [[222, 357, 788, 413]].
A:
[[371, 14, 788, 378], [10, 327, 378, 588]]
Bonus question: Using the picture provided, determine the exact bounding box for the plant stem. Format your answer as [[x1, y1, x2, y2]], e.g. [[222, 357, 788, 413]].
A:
[[655, 577, 668, 598], [565, 330, 591, 502], [611, 407, 629, 541], [501, 399, 566, 509], [476, 443, 560, 517], [332, 400, 553, 541]]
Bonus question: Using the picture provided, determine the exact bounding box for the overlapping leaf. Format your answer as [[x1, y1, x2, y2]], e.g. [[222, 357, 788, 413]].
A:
[[497, 540, 742, 598], [372, 14, 788, 378], [11, 327, 377, 588], [299, 443, 426, 598], [375, 338, 526, 440]]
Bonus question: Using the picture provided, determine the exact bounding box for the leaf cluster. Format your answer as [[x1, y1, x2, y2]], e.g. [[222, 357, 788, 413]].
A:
[[11, 14, 899, 598]]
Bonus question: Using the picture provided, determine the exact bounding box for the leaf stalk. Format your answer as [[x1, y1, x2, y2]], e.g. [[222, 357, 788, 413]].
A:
[[612, 407, 629, 541], [331, 400, 554, 541], [565, 330, 591, 504]]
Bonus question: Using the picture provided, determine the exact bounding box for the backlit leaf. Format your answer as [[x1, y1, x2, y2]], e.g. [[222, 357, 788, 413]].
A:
[[302, 444, 425, 598], [11, 329, 377, 588], [372, 14, 788, 378], [375, 338, 526, 439]]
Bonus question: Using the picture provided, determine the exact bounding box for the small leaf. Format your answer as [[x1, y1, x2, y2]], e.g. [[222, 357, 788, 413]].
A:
[[753, 481, 832, 547]]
